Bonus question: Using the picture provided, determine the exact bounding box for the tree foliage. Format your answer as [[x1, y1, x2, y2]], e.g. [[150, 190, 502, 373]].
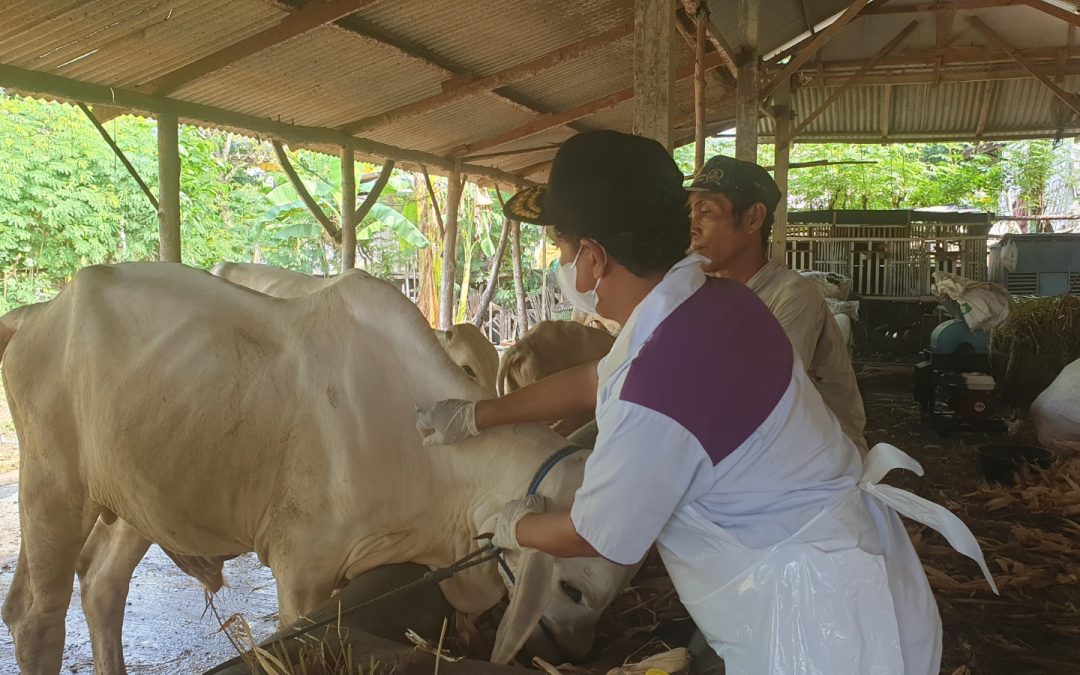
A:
[[1, 92, 1069, 320]]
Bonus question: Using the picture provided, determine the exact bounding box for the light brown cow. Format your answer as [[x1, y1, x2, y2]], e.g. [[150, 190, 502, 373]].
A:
[[498, 321, 615, 436]]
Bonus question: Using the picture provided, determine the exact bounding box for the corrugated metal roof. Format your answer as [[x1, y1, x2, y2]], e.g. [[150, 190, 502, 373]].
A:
[[2, 0, 1080, 182]]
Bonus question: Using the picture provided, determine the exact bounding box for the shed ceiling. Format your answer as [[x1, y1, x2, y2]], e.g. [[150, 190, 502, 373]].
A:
[[1, 1, 1079, 182]]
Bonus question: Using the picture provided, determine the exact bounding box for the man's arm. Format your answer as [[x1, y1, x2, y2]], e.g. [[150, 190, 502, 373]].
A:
[[475, 361, 599, 431], [770, 285, 826, 367], [515, 512, 599, 558]]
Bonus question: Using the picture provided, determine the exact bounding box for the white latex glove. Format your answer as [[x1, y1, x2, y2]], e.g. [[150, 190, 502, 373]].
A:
[[415, 399, 480, 447], [493, 495, 546, 550]]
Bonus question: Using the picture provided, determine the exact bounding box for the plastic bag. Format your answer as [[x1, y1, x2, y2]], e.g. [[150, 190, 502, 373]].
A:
[[826, 298, 860, 320], [1031, 358, 1080, 455], [1001, 240, 1019, 272], [798, 270, 852, 300], [931, 271, 1012, 333]]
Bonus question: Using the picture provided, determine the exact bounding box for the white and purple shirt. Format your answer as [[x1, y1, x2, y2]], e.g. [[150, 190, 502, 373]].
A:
[[570, 255, 863, 565]]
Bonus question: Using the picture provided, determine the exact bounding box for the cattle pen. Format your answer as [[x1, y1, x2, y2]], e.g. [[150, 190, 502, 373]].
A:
[[3, 1, 1080, 674]]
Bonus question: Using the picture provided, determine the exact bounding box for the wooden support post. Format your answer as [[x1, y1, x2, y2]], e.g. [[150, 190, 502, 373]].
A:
[[272, 141, 340, 243], [779, 21, 919, 149], [157, 112, 181, 263], [341, 142, 357, 270], [633, 0, 676, 149], [881, 83, 892, 140], [976, 80, 995, 138], [694, 2, 708, 171], [510, 217, 528, 338], [970, 15, 1080, 118], [771, 79, 791, 264], [678, 0, 739, 77], [735, 0, 760, 161], [78, 102, 158, 209], [438, 168, 464, 331]]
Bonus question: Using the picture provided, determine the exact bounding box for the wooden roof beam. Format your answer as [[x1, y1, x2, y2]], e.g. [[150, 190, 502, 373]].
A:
[[969, 14, 1080, 117], [780, 20, 918, 149], [272, 0, 592, 135], [865, 0, 1028, 13], [339, 22, 632, 134], [798, 45, 1080, 71], [1025, 0, 1080, 27], [444, 51, 728, 157], [145, 0, 379, 95], [806, 61, 1080, 85], [761, 0, 874, 100], [0, 61, 529, 186]]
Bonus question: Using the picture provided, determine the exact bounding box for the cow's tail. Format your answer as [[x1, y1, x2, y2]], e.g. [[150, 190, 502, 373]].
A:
[[0, 304, 36, 364]]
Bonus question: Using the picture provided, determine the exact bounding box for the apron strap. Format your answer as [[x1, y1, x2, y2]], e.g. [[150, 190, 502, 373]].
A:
[[860, 443, 999, 595]]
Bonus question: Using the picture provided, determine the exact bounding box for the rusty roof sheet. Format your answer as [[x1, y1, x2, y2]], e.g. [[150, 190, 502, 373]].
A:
[[1, 0, 1079, 182]]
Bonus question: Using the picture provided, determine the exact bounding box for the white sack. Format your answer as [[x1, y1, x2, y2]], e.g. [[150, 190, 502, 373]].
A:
[[931, 271, 1012, 333], [798, 270, 853, 300], [1031, 358, 1080, 455]]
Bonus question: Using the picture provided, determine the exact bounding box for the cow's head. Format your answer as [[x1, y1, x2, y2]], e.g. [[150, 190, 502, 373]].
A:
[[483, 507, 636, 665]]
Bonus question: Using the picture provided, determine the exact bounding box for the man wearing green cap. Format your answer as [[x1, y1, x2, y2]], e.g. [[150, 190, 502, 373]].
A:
[[687, 155, 868, 455]]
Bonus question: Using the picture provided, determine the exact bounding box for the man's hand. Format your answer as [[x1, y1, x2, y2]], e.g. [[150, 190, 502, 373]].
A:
[[415, 399, 480, 447], [493, 495, 546, 550]]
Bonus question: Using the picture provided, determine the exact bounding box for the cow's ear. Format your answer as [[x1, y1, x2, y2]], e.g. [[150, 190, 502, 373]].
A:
[[491, 548, 554, 664]]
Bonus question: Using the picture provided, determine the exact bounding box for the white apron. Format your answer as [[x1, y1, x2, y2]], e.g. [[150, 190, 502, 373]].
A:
[[658, 443, 998, 675]]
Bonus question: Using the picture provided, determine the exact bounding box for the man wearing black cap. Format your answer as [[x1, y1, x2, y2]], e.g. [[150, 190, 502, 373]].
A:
[[416, 131, 986, 674], [687, 155, 868, 455]]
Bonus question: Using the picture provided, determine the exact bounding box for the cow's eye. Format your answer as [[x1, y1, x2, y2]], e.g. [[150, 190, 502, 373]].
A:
[[560, 581, 583, 604], [462, 365, 476, 378]]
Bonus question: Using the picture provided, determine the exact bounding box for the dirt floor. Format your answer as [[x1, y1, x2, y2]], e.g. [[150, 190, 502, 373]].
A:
[[855, 363, 1080, 675], [0, 367, 1076, 673]]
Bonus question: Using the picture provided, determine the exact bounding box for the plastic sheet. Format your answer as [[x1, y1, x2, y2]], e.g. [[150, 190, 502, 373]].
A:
[[658, 444, 996, 674], [1031, 358, 1080, 455]]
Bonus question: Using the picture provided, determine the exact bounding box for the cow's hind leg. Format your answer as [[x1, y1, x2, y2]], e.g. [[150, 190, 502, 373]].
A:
[[76, 518, 151, 675], [3, 457, 98, 675]]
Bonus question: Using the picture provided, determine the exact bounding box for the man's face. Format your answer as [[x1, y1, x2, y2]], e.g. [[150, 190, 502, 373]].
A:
[[688, 191, 760, 274]]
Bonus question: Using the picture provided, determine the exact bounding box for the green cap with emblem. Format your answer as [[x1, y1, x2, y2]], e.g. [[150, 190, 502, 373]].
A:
[[687, 155, 782, 213]]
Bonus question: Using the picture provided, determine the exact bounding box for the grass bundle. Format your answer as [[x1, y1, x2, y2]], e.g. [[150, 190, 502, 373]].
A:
[[989, 295, 1080, 406]]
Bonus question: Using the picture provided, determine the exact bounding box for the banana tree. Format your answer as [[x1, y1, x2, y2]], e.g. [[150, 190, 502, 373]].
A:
[[261, 150, 428, 274]]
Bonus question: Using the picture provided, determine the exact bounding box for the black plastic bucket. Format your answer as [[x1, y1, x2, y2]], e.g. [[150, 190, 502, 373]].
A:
[[976, 443, 1056, 485]]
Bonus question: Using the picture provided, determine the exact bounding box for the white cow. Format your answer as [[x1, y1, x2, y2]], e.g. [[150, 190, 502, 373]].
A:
[[213, 262, 499, 392], [0, 263, 633, 674], [433, 322, 500, 393], [498, 321, 616, 436]]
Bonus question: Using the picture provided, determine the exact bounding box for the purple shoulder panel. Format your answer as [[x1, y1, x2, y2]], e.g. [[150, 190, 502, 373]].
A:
[[620, 278, 794, 465]]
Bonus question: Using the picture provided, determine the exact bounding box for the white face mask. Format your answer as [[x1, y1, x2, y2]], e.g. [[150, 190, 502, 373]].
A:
[[556, 245, 602, 315]]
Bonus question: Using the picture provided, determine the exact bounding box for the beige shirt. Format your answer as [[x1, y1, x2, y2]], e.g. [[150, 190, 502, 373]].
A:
[[746, 261, 868, 455]]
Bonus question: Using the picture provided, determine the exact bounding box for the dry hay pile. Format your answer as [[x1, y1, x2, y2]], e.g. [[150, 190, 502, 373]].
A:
[[915, 458, 1080, 673], [219, 555, 694, 675], [990, 295, 1080, 407]]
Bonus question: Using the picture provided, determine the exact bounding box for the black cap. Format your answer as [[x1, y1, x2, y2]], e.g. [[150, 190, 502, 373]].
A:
[[503, 131, 685, 231], [688, 155, 781, 213]]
